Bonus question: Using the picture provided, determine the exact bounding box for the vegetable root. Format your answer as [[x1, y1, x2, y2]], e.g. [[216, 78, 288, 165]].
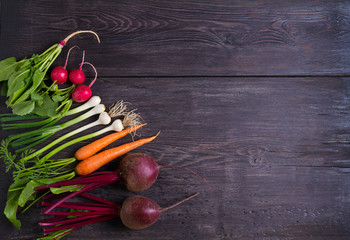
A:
[[60, 30, 100, 46], [75, 132, 159, 175], [38, 192, 199, 237]]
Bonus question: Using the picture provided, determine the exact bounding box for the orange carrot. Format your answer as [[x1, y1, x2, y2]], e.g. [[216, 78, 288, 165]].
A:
[[75, 133, 159, 175], [75, 123, 147, 160]]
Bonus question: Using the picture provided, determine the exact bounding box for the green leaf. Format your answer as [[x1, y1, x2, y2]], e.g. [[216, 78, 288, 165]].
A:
[[12, 68, 45, 105], [11, 100, 35, 115], [0, 57, 16, 70], [36, 229, 73, 240], [31, 92, 43, 103], [52, 95, 64, 102], [4, 178, 29, 229], [18, 180, 41, 207], [50, 185, 83, 194], [4, 195, 21, 229], [0, 57, 18, 81], [32, 94, 58, 118], [8, 68, 34, 104], [7, 69, 30, 97]]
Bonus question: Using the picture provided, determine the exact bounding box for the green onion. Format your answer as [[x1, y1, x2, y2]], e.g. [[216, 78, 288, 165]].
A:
[[15, 104, 108, 159]]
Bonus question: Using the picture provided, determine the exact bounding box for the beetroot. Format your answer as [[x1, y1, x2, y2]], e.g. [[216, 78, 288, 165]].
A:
[[119, 195, 161, 229], [35, 153, 213, 213], [38, 192, 199, 236], [119, 153, 160, 192]]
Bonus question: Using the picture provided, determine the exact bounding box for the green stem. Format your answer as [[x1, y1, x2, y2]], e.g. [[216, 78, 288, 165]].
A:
[[42, 115, 63, 128], [21, 190, 50, 213], [42, 124, 113, 160], [8, 125, 60, 142], [1, 118, 54, 130], [15, 133, 54, 154], [0, 114, 45, 122], [20, 119, 101, 162], [10, 133, 53, 148], [38, 44, 57, 58]]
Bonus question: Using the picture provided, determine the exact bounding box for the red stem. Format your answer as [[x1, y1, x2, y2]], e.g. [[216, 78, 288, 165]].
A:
[[80, 193, 117, 207], [40, 214, 104, 226], [41, 202, 113, 212], [42, 211, 115, 216], [36, 171, 119, 191], [43, 215, 116, 235], [43, 182, 111, 214]]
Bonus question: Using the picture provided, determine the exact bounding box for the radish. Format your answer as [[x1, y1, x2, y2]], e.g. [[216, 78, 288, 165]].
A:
[[68, 50, 86, 84], [38, 192, 199, 237], [71, 62, 97, 102], [50, 46, 78, 84], [36, 153, 214, 214]]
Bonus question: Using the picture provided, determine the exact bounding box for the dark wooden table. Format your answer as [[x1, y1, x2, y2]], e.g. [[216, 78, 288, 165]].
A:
[[0, 1, 349, 239]]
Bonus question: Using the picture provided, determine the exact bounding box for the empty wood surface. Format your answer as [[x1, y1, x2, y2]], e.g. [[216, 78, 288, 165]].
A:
[[0, 0, 349, 240]]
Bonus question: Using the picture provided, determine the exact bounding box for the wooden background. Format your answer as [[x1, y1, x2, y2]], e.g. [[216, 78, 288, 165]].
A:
[[0, 0, 349, 239]]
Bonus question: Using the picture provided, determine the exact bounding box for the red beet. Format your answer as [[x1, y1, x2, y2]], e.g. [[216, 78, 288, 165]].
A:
[[119, 153, 161, 192], [38, 192, 199, 236], [120, 195, 161, 229], [35, 153, 213, 214]]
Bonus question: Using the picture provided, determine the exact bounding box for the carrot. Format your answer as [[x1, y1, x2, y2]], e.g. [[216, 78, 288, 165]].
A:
[[75, 132, 159, 175], [75, 123, 147, 160]]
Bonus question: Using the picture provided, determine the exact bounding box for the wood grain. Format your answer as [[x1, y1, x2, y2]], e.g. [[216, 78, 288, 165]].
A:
[[1, 0, 350, 76], [0, 77, 348, 239], [0, 0, 349, 239]]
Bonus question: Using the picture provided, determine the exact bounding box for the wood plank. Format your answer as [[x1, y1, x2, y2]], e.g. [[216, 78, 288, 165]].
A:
[[0, 77, 349, 239], [1, 0, 350, 76]]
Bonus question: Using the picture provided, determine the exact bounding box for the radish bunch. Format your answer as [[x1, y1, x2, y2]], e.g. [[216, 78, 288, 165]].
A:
[[50, 48, 98, 103]]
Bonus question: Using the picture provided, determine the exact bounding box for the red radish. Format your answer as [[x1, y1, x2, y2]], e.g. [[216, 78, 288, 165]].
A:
[[36, 153, 214, 213], [71, 62, 97, 102], [38, 192, 199, 236], [68, 50, 86, 84], [50, 46, 78, 84]]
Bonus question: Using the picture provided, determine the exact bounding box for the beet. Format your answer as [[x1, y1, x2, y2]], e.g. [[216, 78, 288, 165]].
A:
[[38, 192, 199, 237], [120, 195, 161, 229], [119, 153, 160, 192], [35, 153, 213, 213]]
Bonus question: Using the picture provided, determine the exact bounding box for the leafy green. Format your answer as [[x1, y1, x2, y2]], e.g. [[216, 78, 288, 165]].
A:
[[0, 43, 76, 117], [32, 94, 58, 118], [37, 229, 73, 240], [7, 69, 30, 97], [0, 139, 77, 228], [18, 180, 41, 207], [0, 57, 20, 81], [50, 185, 84, 194], [11, 100, 35, 116], [4, 178, 28, 229]]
